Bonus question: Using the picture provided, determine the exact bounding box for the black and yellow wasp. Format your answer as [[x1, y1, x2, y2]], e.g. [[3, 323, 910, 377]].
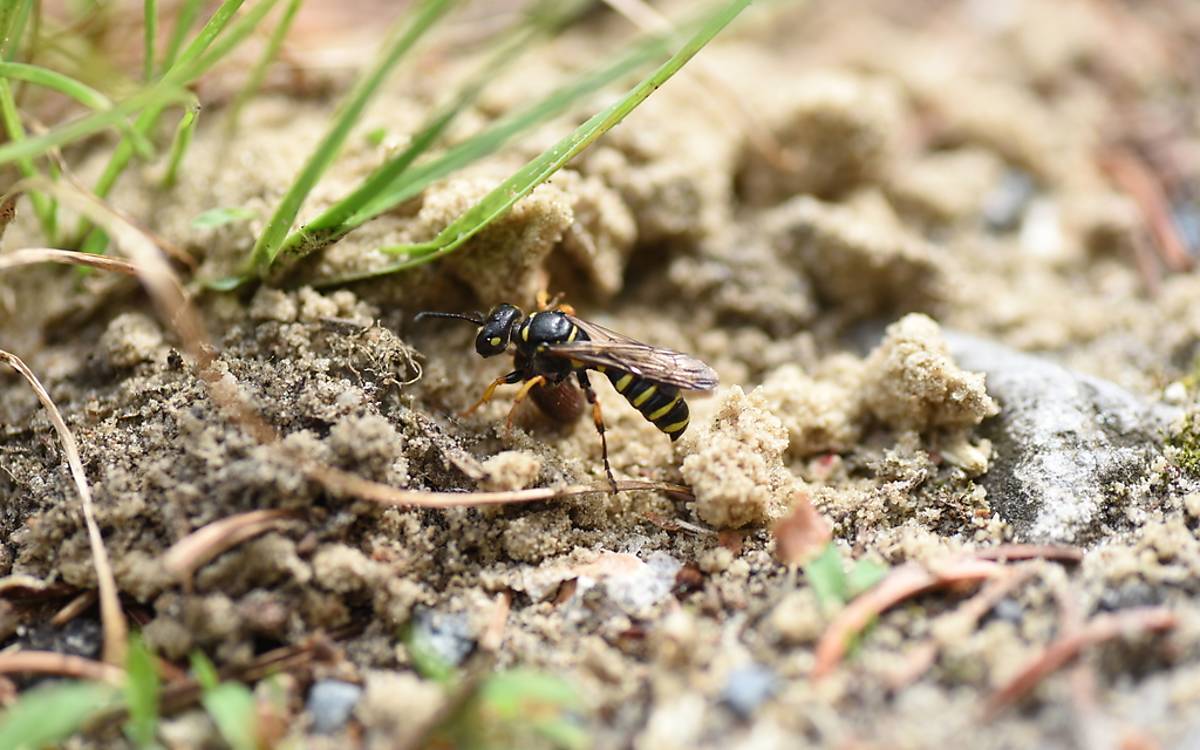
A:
[[416, 298, 719, 486]]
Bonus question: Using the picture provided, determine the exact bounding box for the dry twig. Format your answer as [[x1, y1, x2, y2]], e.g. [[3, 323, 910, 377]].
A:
[[0, 194, 19, 242], [973, 544, 1083, 563], [0, 651, 123, 684], [812, 557, 1000, 679], [30, 178, 215, 371], [0, 247, 139, 276], [49, 590, 100, 628], [304, 463, 693, 507], [480, 590, 512, 652], [1100, 147, 1194, 272], [162, 508, 301, 587], [0, 350, 128, 666], [983, 606, 1177, 719], [888, 563, 1039, 690]]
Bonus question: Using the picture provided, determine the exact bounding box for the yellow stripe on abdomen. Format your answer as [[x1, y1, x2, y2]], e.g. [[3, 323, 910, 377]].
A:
[[647, 394, 681, 421], [632, 384, 657, 407]]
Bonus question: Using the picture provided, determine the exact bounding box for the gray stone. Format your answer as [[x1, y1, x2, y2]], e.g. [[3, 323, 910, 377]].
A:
[[412, 608, 475, 668], [307, 679, 362, 734], [719, 663, 778, 720], [982, 169, 1036, 232], [944, 332, 1180, 543]]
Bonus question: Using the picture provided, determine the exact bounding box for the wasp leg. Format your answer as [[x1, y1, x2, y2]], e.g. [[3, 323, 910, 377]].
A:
[[577, 370, 617, 492], [462, 370, 523, 417], [504, 374, 548, 432], [536, 289, 575, 316]]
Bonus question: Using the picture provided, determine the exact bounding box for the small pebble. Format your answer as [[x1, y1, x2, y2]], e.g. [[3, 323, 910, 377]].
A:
[[307, 680, 363, 734], [1018, 198, 1065, 259], [1097, 581, 1161, 612], [412, 609, 475, 667], [1171, 202, 1200, 255], [982, 169, 1036, 232], [991, 597, 1024, 624], [719, 663, 778, 720], [1164, 381, 1189, 405]]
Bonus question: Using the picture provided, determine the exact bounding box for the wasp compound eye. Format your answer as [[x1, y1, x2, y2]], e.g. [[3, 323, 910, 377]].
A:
[[474, 304, 522, 357]]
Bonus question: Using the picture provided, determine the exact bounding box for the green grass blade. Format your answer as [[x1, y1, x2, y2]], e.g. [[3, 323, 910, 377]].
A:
[[202, 683, 258, 750], [0, 62, 155, 156], [276, 0, 589, 260], [191, 653, 257, 750], [87, 0, 244, 199], [0, 61, 113, 110], [224, 0, 303, 139], [124, 635, 162, 749], [0, 681, 120, 750], [436, 670, 588, 750], [160, 0, 203, 72], [175, 0, 283, 85], [377, 0, 751, 270], [0, 9, 54, 241], [404, 622, 457, 684], [193, 206, 257, 229], [303, 16, 709, 289], [0, 0, 279, 172], [246, 0, 458, 275], [168, 0, 245, 75], [805, 542, 848, 611], [79, 0, 286, 250], [190, 652, 220, 691], [162, 100, 199, 187], [143, 0, 157, 80], [0, 86, 53, 238], [0, 2, 22, 56], [352, 26, 676, 226], [845, 557, 888, 597], [0, 82, 184, 167]]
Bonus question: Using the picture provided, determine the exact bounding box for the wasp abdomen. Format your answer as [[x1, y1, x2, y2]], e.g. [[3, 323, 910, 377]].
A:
[[529, 378, 586, 423], [605, 369, 690, 440]]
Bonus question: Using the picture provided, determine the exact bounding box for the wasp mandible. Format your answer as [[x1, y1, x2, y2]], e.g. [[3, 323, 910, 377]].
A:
[[416, 296, 719, 487]]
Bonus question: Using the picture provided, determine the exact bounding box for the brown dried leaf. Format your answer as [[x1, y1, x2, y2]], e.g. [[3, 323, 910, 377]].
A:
[[772, 491, 832, 566]]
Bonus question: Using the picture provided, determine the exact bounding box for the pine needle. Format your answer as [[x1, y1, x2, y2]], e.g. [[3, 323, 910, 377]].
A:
[[0, 350, 128, 666]]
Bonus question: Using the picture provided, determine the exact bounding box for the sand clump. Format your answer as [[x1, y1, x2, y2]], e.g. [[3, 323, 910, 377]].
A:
[[679, 386, 795, 529], [758, 359, 863, 457], [757, 314, 997, 457], [673, 313, 998, 532], [861, 314, 999, 432], [764, 196, 945, 320], [737, 70, 905, 203], [100, 312, 168, 368], [480, 450, 543, 491]]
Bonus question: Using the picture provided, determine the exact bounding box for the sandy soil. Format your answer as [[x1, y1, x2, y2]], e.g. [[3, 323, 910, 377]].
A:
[[3, 1, 1200, 748]]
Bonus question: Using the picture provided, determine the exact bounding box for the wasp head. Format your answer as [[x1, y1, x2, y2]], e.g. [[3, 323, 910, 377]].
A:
[[474, 304, 523, 357], [414, 304, 524, 358]]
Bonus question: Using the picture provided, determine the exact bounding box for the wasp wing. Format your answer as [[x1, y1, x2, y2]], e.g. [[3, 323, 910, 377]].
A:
[[542, 315, 719, 390]]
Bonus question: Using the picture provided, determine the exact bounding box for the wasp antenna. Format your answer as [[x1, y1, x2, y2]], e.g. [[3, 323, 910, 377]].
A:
[[414, 311, 485, 325]]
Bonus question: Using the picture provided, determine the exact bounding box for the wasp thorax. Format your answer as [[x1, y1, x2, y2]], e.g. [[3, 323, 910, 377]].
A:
[[474, 304, 523, 357], [526, 311, 572, 344]]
